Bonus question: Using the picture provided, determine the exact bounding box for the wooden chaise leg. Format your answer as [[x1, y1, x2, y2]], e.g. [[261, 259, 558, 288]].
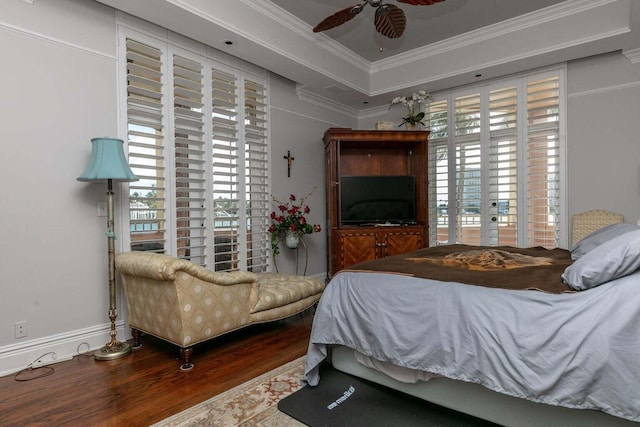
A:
[[180, 347, 194, 371], [131, 328, 142, 349]]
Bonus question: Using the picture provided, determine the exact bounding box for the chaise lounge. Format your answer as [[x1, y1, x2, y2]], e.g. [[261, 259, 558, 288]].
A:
[[115, 251, 326, 370]]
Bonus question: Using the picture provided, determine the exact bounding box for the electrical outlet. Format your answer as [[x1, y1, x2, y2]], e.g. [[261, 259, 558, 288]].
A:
[[97, 201, 107, 217], [15, 321, 27, 339]]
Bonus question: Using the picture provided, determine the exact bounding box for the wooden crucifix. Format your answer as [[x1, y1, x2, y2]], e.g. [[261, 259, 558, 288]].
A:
[[283, 150, 295, 177]]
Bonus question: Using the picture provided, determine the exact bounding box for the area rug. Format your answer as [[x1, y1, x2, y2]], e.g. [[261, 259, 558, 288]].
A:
[[153, 356, 500, 427], [152, 357, 306, 427]]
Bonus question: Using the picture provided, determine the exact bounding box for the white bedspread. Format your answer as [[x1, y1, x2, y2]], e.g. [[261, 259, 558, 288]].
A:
[[304, 271, 640, 422]]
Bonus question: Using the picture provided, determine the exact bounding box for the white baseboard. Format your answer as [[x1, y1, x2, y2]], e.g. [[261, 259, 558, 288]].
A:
[[0, 321, 129, 377]]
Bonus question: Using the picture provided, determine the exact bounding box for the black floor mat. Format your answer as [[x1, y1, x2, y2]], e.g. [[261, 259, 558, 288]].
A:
[[278, 363, 502, 427]]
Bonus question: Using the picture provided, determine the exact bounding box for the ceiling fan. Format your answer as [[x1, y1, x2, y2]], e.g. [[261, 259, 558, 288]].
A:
[[313, 0, 447, 39]]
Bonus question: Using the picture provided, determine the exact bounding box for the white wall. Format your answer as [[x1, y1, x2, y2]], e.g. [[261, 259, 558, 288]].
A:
[[566, 52, 640, 223], [0, 0, 122, 374], [0, 0, 354, 375], [269, 78, 355, 275]]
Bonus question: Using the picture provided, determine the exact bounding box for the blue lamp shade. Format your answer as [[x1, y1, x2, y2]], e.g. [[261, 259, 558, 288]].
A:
[[77, 138, 138, 182]]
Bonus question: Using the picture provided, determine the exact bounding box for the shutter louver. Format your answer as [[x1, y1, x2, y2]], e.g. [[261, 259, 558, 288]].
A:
[[173, 54, 206, 265], [244, 78, 270, 272], [211, 67, 240, 271], [126, 39, 167, 253], [455, 93, 482, 245], [527, 76, 560, 247], [488, 86, 518, 246]]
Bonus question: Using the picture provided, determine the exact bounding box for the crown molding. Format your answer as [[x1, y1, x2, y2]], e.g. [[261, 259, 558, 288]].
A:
[[155, 0, 371, 95], [0, 20, 116, 60], [569, 80, 640, 98], [371, 0, 625, 73], [295, 86, 359, 118], [242, 0, 370, 73]]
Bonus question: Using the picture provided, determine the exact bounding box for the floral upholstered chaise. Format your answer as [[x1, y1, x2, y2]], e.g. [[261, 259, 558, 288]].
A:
[[115, 251, 326, 370]]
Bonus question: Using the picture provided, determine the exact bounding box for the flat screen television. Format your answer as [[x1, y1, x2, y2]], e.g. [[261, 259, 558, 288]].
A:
[[340, 175, 416, 225]]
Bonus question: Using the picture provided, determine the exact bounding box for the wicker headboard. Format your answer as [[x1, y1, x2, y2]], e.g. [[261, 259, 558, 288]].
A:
[[571, 210, 624, 247]]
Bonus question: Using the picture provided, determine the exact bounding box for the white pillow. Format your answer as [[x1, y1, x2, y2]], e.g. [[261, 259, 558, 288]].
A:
[[571, 223, 639, 260], [563, 229, 640, 290]]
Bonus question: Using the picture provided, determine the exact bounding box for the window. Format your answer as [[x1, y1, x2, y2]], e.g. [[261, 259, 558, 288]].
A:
[[121, 30, 270, 271], [427, 69, 565, 248]]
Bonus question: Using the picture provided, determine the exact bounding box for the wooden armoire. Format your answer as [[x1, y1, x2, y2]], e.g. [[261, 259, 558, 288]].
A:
[[324, 128, 430, 277]]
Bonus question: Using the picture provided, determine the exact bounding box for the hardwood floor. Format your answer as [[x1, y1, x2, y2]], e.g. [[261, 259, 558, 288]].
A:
[[0, 312, 314, 427]]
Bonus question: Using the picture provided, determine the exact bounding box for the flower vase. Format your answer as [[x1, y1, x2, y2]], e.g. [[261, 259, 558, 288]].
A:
[[285, 232, 300, 249], [404, 123, 419, 131]]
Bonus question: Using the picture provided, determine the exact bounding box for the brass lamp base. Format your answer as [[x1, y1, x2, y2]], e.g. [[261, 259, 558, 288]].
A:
[[94, 340, 132, 361]]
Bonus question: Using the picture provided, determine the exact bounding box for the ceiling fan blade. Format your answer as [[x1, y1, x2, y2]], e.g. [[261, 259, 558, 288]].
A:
[[374, 4, 406, 38], [396, 0, 446, 5], [313, 4, 363, 33]]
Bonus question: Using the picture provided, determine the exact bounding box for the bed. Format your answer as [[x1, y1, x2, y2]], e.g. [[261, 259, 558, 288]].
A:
[[304, 211, 640, 426]]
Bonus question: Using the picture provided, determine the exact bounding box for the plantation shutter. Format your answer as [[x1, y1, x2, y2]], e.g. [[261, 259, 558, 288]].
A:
[[426, 100, 449, 245], [211, 66, 240, 271], [454, 93, 482, 245], [426, 68, 564, 248], [526, 76, 561, 247], [488, 85, 518, 246], [243, 77, 270, 271], [122, 31, 270, 271], [126, 38, 168, 254], [173, 54, 207, 264]]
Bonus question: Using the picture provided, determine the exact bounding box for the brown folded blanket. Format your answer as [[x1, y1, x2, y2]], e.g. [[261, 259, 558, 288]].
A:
[[343, 244, 573, 294]]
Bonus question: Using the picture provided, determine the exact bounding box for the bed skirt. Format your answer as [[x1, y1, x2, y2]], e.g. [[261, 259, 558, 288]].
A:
[[330, 345, 638, 427]]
